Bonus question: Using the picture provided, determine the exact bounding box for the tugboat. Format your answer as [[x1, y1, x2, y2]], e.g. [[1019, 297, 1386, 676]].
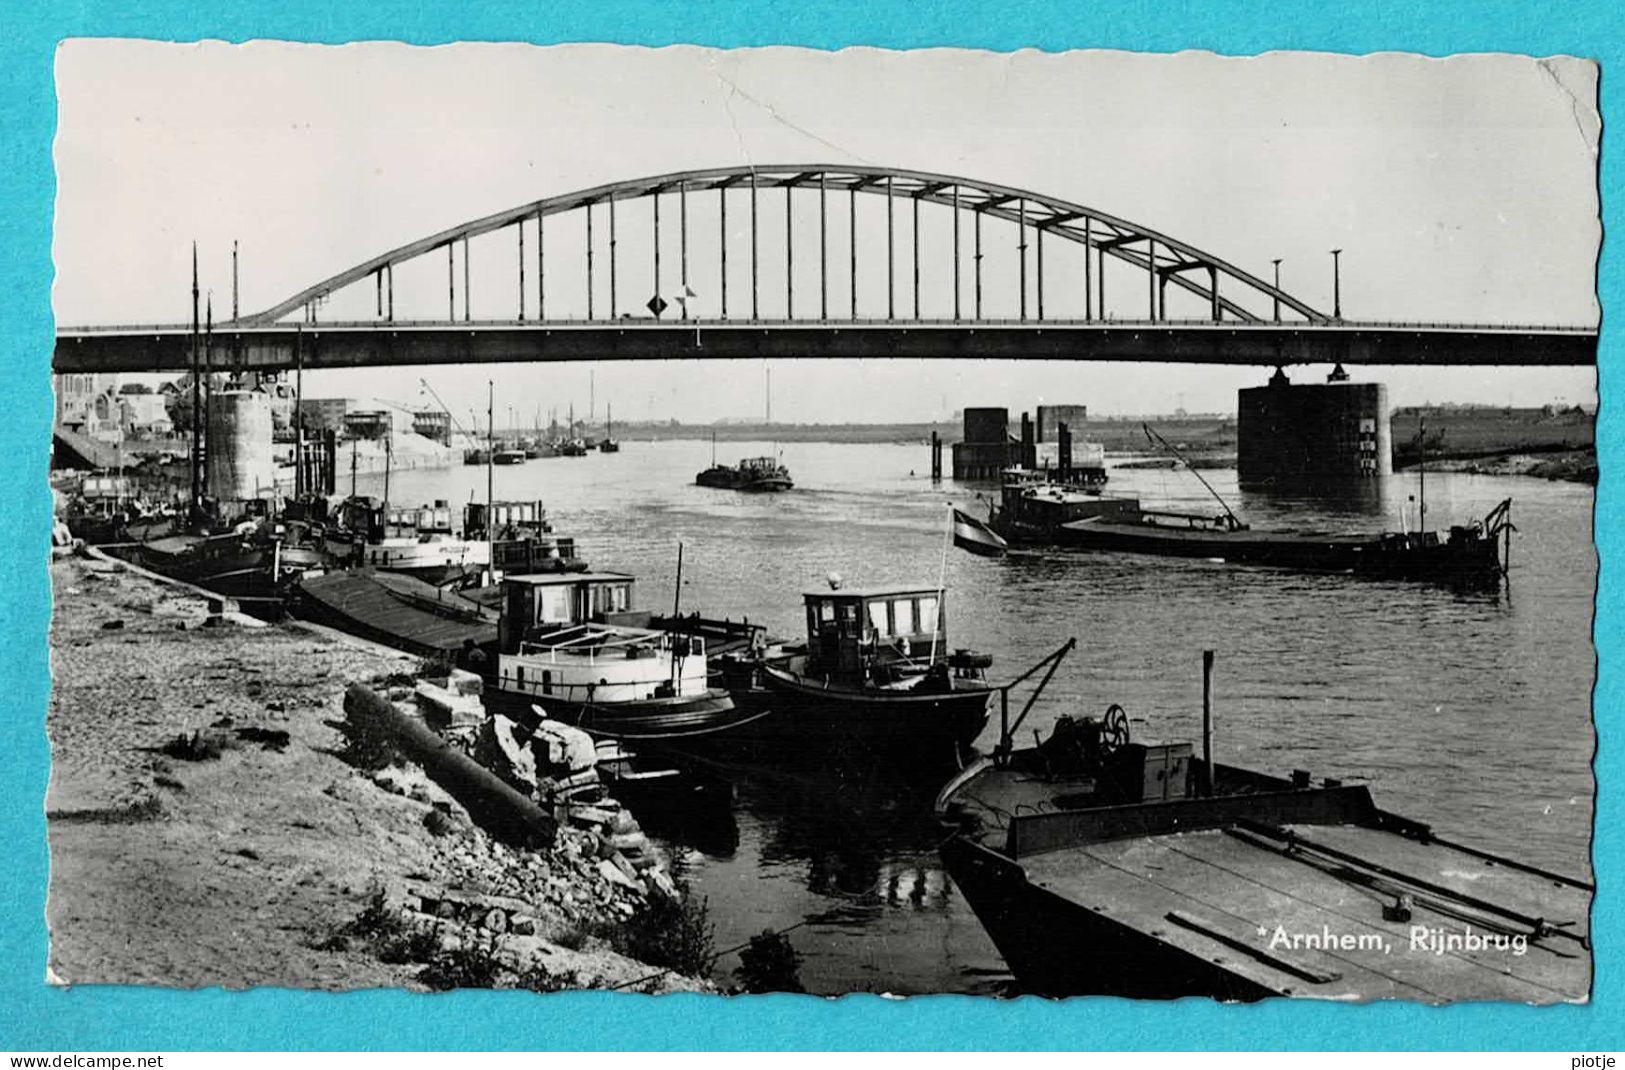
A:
[[936, 657, 1592, 1002], [325, 497, 489, 586], [462, 499, 586, 578], [126, 504, 327, 603], [715, 578, 1005, 763], [983, 425, 1512, 585], [482, 568, 750, 739], [60, 473, 178, 545], [695, 436, 793, 492]]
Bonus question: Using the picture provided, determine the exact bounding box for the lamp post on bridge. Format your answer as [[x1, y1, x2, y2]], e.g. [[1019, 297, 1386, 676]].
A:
[[1330, 248, 1343, 321], [1271, 258, 1282, 323]]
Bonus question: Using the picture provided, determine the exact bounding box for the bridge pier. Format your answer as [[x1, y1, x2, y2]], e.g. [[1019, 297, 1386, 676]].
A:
[[1237, 367, 1391, 489]]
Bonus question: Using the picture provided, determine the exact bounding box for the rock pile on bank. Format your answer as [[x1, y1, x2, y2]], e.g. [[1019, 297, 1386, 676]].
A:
[[47, 553, 711, 993]]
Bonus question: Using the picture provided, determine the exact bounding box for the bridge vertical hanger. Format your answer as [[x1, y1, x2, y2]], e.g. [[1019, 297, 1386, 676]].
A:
[[447, 245, 455, 321], [1098, 231, 1107, 317], [1147, 239, 1156, 321], [386, 263, 393, 322], [678, 183, 688, 321], [912, 191, 921, 320], [973, 205, 983, 319], [885, 175, 895, 320], [1083, 218, 1093, 321], [609, 196, 618, 319], [376, 270, 383, 319], [586, 202, 595, 321], [785, 183, 793, 318], [952, 186, 961, 322], [653, 190, 661, 316], [719, 185, 728, 319], [819, 173, 827, 322], [537, 208, 545, 321], [749, 171, 759, 322], [1017, 199, 1027, 321], [1209, 264, 1220, 322], [848, 184, 857, 319], [1037, 219, 1046, 321], [518, 222, 525, 321], [462, 235, 471, 323]]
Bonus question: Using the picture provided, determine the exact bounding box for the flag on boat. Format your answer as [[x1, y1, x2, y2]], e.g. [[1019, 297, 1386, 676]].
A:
[[952, 507, 1008, 557]]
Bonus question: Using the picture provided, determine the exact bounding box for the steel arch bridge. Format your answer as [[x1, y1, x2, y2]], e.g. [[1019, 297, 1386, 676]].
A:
[[245, 162, 1325, 328], [53, 164, 1598, 372]]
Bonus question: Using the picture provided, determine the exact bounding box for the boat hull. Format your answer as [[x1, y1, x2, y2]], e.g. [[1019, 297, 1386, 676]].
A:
[[725, 663, 992, 763], [998, 516, 1503, 583], [483, 685, 755, 743], [940, 834, 1275, 1000]]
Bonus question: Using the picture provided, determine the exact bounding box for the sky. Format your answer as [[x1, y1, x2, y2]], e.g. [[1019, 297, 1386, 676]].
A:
[[52, 42, 1601, 423]]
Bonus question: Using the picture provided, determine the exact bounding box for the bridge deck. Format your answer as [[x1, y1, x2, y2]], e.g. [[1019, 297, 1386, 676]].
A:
[[53, 319, 1599, 373]]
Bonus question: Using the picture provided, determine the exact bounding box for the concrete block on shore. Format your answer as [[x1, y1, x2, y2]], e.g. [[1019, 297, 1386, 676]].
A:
[[447, 669, 484, 697], [413, 680, 484, 730]]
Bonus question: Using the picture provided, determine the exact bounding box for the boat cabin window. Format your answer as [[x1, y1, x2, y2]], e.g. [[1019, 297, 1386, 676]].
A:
[[537, 586, 573, 624], [893, 598, 916, 636], [866, 600, 888, 635], [918, 596, 939, 634], [586, 582, 631, 617]]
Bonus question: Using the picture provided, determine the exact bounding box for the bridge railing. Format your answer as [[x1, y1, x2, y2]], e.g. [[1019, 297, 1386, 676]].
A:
[[57, 318, 1601, 335]]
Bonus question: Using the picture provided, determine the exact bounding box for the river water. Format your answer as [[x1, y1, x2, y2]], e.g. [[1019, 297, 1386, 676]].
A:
[[375, 438, 1595, 996]]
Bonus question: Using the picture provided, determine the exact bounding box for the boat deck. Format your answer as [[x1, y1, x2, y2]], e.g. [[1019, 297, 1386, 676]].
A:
[[1062, 519, 1381, 545], [296, 568, 497, 658], [1020, 822, 1590, 1003]]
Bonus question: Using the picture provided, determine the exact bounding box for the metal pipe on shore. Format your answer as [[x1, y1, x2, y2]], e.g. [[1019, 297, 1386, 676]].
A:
[[343, 683, 557, 849]]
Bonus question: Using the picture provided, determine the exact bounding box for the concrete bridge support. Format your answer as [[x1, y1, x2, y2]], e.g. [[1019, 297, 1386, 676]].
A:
[[1237, 368, 1391, 489]]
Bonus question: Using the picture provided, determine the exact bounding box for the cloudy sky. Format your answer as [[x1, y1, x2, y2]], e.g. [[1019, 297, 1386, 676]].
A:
[[53, 41, 1600, 423]]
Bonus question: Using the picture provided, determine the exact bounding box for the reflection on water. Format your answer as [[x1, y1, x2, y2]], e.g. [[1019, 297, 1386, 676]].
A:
[[377, 440, 1595, 995]]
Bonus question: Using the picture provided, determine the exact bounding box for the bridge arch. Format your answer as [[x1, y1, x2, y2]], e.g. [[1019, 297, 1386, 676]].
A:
[[244, 164, 1328, 327]]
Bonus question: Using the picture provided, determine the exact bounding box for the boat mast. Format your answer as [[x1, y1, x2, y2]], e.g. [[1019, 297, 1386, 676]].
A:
[[188, 243, 200, 523], [294, 317, 304, 501], [670, 541, 685, 688], [487, 380, 495, 580], [1143, 423, 1244, 531], [929, 503, 952, 666], [1418, 412, 1427, 533]]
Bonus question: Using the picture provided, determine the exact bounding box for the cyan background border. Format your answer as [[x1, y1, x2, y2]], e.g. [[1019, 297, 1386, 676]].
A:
[[0, 0, 1616, 1051]]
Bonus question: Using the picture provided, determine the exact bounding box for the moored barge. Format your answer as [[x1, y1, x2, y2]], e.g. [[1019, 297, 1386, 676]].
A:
[[937, 704, 1591, 1002], [987, 470, 1512, 584], [482, 570, 753, 740]]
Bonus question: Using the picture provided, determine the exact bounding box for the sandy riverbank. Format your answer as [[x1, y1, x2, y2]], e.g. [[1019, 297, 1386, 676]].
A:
[[47, 553, 712, 993], [1396, 447, 1598, 484]]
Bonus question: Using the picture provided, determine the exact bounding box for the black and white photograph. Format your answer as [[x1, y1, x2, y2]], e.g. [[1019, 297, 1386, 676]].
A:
[[47, 41, 1598, 1002]]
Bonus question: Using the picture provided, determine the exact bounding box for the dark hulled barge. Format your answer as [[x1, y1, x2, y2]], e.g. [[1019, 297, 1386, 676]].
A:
[[987, 471, 1512, 585], [716, 582, 1004, 764], [937, 705, 1590, 1002]]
